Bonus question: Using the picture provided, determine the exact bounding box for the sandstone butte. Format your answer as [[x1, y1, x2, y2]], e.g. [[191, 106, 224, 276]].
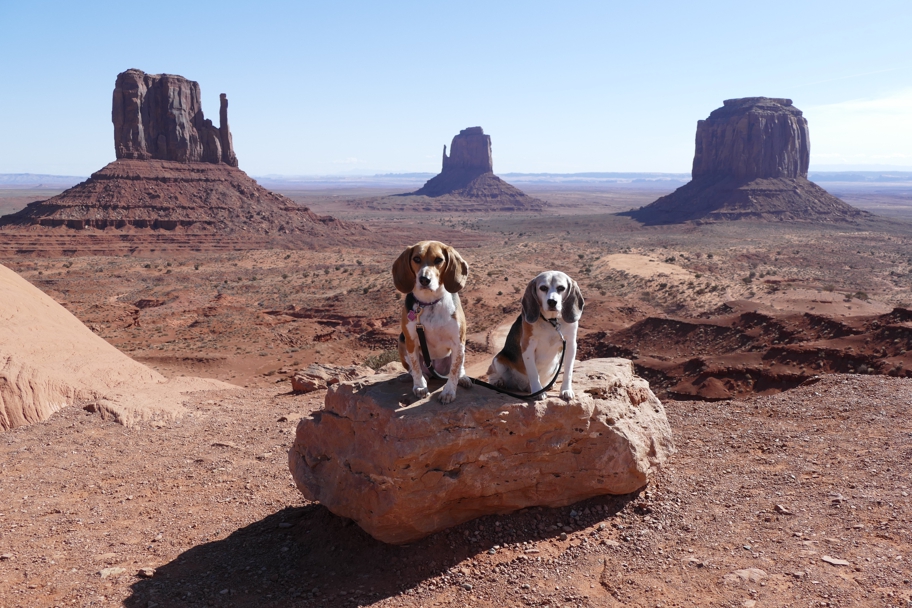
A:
[[0, 69, 357, 253], [623, 97, 868, 224], [288, 359, 674, 544], [0, 263, 231, 431], [408, 127, 545, 212]]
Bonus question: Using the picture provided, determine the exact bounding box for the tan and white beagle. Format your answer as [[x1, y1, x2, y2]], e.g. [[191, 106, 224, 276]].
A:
[[393, 241, 472, 404], [487, 270, 584, 401]]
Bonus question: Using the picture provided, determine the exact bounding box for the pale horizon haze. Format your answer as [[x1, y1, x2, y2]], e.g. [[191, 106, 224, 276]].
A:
[[1, 1, 910, 176]]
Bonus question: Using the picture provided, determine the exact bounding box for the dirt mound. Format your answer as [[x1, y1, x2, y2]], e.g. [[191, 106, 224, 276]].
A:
[[579, 300, 912, 400], [0, 161, 369, 254], [624, 176, 867, 224], [0, 263, 229, 430]]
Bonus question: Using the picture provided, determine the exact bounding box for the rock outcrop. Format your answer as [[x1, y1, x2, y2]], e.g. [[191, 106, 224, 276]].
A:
[[291, 364, 375, 393], [0, 69, 359, 249], [288, 358, 674, 544], [0, 263, 230, 431], [623, 98, 867, 224], [113, 69, 238, 166], [407, 127, 544, 211]]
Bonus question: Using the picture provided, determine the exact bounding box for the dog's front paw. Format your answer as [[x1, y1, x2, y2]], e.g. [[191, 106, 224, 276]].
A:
[[438, 385, 457, 404], [413, 386, 429, 399], [458, 375, 473, 388], [532, 391, 548, 402], [560, 388, 575, 401]]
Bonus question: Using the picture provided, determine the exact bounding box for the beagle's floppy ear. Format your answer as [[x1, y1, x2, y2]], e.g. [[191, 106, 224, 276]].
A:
[[561, 278, 585, 323], [522, 278, 541, 324], [442, 246, 469, 293], [392, 245, 416, 293]]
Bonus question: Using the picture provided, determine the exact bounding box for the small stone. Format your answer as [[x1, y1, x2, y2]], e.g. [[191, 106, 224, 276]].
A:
[[99, 567, 126, 579], [598, 523, 607, 530], [774, 504, 794, 515], [0, 554, 12, 561], [137, 567, 156, 578], [278, 522, 293, 529], [521, 584, 531, 590], [560, 533, 568, 541], [220, 589, 229, 595], [488, 548, 496, 554], [462, 583, 473, 591], [821, 555, 850, 566], [723, 568, 767, 585]]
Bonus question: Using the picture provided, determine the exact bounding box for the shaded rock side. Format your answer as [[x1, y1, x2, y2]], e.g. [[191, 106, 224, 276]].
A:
[[0, 160, 344, 237], [692, 97, 809, 179], [288, 358, 674, 544], [0, 264, 233, 431], [113, 69, 238, 166], [623, 97, 866, 224]]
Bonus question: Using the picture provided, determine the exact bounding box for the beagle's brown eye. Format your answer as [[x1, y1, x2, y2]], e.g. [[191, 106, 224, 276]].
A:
[[412, 256, 421, 264], [434, 257, 443, 265], [556, 285, 566, 293], [539, 285, 548, 292]]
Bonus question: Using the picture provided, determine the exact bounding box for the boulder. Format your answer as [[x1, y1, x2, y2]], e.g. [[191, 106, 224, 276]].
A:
[[288, 358, 674, 544], [112, 69, 236, 165], [291, 364, 375, 393], [623, 98, 867, 224]]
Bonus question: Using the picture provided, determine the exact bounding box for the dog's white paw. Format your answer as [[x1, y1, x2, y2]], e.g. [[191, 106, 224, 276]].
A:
[[413, 386, 429, 399], [458, 375, 473, 388], [438, 385, 457, 404], [560, 388, 575, 401]]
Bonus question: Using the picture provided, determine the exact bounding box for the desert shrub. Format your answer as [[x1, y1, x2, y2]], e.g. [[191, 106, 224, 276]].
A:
[[194, 263, 200, 270], [853, 291, 869, 301], [365, 349, 399, 370], [706, 253, 713, 259], [664, 256, 676, 263], [823, 284, 835, 292]]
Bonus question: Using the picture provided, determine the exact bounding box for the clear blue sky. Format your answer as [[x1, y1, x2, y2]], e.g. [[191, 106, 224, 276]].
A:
[[1, 0, 910, 176]]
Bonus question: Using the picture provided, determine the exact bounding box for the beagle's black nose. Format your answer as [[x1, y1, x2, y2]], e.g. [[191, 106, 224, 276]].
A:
[[419, 276, 431, 287], [547, 298, 558, 309]]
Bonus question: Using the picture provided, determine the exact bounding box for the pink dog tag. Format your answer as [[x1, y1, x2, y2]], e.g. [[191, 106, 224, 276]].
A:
[[407, 310, 417, 322]]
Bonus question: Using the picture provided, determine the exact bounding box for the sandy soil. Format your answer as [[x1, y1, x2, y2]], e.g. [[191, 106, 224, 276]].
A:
[[2, 183, 912, 607]]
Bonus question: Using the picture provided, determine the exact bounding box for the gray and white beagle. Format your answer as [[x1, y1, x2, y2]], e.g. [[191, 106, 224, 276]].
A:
[[393, 240, 472, 404], [487, 270, 584, 401]]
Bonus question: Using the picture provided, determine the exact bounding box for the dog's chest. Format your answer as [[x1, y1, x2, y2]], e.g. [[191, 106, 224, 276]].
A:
[[528, 321, 563, 366], [406, 295, 460, 351]]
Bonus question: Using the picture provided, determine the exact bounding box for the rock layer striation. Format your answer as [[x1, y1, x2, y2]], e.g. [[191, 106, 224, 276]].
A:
[[624, 98, 866, 224], [288, 358, 674, 544]]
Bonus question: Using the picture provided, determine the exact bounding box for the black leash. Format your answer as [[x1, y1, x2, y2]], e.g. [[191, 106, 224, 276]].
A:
[[415, 308, 566, 400]]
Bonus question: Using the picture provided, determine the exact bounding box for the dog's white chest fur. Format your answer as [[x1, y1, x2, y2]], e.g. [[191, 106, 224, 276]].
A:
[[527, 318, 566, 378], [408, 295, 459, 359]]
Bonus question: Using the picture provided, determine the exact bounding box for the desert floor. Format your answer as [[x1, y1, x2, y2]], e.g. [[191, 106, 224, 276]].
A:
[[1, 182, 911, 607]]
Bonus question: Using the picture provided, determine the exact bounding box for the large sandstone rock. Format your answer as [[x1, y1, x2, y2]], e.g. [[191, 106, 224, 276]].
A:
[[288, 358, 673, 544], [0, 264, 230, 431], [624, 98, 867, 224], [410, 127, 543, 211], [692, 97, 809, 179], [112, 69, 237, 166]]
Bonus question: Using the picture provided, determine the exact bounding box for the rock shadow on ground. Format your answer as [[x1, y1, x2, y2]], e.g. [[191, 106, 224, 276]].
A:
[[124, 492, 640, 607]]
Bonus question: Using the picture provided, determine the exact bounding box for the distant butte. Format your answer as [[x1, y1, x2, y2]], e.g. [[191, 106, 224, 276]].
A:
[[406, 127, 544, 212], [623, 97, 868, 224], [0, 69, 358, 252]]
